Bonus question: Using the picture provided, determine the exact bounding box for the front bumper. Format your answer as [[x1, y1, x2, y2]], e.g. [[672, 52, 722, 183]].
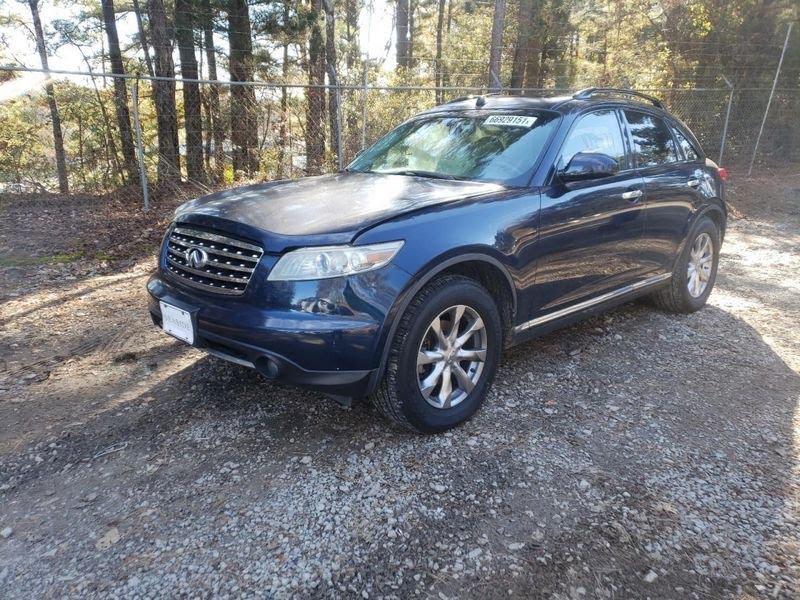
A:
[[147, 264, 412, 397]]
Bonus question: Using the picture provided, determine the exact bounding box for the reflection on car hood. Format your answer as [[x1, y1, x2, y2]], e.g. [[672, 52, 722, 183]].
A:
[[175, 172, 504, 238]]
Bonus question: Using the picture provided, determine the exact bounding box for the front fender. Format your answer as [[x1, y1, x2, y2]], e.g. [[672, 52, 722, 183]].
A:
[[353, 188, 540, 396]]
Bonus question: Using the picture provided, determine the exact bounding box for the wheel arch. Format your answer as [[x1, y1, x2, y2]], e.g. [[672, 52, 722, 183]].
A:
[[365, 252, 517, 396], [672, 201, 727, 271], [700, 200, 727, 243]]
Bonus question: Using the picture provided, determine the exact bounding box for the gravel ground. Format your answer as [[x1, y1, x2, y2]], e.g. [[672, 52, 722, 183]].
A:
[[1, 177, 799, 599]]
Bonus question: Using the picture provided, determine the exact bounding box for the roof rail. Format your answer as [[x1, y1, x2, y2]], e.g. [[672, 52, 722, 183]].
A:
[[572, 87, 664, 109]]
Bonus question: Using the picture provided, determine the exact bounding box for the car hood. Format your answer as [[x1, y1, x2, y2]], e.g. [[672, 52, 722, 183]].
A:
[[174, 172, 504, 251]]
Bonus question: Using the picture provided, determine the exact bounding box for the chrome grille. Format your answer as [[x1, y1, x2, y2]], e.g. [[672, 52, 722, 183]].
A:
[[165, 225, 263, 295]]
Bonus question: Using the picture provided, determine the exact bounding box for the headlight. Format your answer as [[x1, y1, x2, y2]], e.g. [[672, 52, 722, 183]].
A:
[[268, 241, 404, 281]]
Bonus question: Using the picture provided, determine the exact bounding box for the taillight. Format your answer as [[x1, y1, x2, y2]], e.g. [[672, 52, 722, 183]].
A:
[[718, 167, 728, 181]]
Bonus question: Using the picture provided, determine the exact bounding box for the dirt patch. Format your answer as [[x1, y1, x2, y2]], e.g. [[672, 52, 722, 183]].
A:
[[1, 177, 799, 598]]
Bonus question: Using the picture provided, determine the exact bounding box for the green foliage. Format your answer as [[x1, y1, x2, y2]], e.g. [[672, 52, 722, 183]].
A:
[[0, 96, 52, 188]]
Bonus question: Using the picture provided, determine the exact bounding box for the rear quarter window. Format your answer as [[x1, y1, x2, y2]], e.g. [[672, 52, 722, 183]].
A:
[[671, 126, 700, 162]]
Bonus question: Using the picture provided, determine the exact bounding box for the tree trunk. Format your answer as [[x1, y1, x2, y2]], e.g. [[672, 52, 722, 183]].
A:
[[101, 0, 139, 184], [175, 0, 207, 184], [344, 0, 359, 71], [396, 0, 409, 69], [435, 0, 446, 103], [488, 0, 506, 92], [441, 0, 453, 92], [305, 0, 326, 175], [324, 0, 340, 168], [408, 0, 415, 69], [28, 0, 69, 193], [550, 0, 571, 88], [148, 0, 181, 183], [201, 0, 225, 182], [228, 0, 259, 177], [131, 0, 155, 78], [510, 0, 533, 91], [524, 50, 541, 89]]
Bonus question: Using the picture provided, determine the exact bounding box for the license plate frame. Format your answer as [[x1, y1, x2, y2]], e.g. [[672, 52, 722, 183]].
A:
[[159, 301, 195, 345]]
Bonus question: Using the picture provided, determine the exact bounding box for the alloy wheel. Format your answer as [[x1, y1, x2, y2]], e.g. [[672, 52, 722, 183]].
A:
[[687, 232, 713, 298], [416, 304, 488, 410]]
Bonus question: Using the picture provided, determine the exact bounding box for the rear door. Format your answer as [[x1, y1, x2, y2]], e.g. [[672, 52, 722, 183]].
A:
[[622, 109, 705, 272], [529, 108, 647, 316]]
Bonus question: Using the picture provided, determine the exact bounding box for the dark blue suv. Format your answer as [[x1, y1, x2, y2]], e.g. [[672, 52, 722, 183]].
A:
[[148, 88, 726, 433]]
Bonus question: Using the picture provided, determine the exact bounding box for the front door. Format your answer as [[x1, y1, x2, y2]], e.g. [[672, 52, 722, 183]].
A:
[[527, 109, 647, 317]]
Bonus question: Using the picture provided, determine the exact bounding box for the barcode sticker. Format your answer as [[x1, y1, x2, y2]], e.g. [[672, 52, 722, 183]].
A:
[[484, 115, 537, 128]]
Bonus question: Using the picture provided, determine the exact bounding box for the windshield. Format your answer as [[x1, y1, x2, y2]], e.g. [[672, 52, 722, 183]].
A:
[[348, 112, 559, 187]]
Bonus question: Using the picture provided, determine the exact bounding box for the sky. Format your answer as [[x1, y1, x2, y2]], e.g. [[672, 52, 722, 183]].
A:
[[0, 0, 396, 101]]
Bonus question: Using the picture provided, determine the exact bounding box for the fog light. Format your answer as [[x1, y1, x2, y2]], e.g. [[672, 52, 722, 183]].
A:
[[256, 357, 281, 379]]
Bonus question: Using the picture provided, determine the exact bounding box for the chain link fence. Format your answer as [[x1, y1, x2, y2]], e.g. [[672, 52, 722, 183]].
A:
[[0, 68, 798, 205]]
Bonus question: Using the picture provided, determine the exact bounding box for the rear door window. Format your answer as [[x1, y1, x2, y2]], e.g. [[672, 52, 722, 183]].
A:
[[624, 110, 679, 168]]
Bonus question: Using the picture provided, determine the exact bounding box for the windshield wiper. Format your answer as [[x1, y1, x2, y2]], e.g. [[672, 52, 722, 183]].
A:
[[382, 169, 459, 181]]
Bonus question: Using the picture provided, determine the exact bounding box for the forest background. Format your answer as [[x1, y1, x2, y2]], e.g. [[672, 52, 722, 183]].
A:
[[0, 0, 797, 197]]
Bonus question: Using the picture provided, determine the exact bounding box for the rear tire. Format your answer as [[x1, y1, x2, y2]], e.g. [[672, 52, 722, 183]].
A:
[[372, 275, 502, 434], [651, 217, 720, 313]]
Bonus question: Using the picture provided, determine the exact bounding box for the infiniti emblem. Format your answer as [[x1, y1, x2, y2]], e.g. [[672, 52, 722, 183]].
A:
[[186, 248, 209, 269]]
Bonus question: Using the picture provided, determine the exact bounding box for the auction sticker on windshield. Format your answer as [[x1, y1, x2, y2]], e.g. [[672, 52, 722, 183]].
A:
[[484, 115, 537, 127]]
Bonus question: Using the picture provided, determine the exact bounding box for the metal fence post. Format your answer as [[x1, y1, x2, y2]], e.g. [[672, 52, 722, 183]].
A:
[[748, 22, 794, 176], [336, 84, 344, 170], [718, 75, 733, 166], [361, 59, 368, 150], [129, 78, 150, 210]]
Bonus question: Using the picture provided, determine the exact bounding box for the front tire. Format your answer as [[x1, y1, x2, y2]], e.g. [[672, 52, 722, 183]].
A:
[[372, 275, 502, 434], [652, 217, 720, 313]]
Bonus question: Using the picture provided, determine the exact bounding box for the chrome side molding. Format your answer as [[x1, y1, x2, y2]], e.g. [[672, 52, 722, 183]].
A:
[[513, 272, 672, 334]]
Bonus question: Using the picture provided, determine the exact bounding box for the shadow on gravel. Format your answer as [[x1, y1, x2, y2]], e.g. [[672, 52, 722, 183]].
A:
[[1, 297, 798, 597], [487, 303, 800, 597], [0, 272, 145, 325]]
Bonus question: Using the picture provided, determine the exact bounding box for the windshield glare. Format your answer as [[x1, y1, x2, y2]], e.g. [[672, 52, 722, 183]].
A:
[[348, 112, 558, 187]]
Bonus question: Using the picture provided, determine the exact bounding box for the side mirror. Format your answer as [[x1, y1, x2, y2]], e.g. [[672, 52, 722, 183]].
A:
[[559, 152, 619, 182]]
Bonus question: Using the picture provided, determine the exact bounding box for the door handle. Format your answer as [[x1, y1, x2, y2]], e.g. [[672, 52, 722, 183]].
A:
[[687, 178, 701, 187], [622, 189, 643, 201]]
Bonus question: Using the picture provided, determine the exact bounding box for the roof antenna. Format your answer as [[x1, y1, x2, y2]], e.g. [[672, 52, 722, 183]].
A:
[[475, 95, 486, 108]]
